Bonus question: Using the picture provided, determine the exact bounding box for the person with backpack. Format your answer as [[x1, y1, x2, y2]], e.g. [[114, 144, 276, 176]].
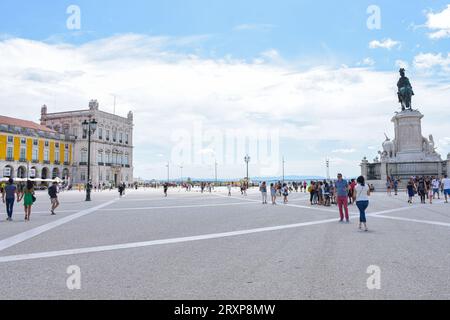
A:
[[406, 178, 416, 204], [48, 181, 59, 215], [417, 177, 427, 204], [282, 183, 289, 204], [353, 176, 370, 232]]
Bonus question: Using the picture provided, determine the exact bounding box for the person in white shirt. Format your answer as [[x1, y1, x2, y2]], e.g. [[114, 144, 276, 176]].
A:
[[353, 175, 371, 232], [431, 177, 440, 199], [227, 183, 232, 196], [442, 175, 450, 203]]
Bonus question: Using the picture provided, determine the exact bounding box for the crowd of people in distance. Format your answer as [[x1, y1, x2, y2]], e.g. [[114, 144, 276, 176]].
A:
[[404, 175, 450, 204]]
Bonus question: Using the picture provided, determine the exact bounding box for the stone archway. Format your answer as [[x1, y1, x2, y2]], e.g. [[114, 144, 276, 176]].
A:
[[17, 166, 27, 179], [30, 166, 38, 179], [41, 167, 50, 179], [52, 167, 60, 179], [62, 168, 70, 180], [3, 165, 14, 178]]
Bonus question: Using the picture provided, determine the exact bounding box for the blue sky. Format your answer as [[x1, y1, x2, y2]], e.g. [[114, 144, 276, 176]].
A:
[[1, 0, 448, 68], [0, 1, 449, 179]]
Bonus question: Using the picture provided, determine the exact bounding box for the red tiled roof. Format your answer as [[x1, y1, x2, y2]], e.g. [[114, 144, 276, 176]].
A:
[[0, 115, 55, 133]]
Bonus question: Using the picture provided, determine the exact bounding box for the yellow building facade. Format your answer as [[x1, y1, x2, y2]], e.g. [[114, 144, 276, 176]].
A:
[[0, 115, 74, 181]]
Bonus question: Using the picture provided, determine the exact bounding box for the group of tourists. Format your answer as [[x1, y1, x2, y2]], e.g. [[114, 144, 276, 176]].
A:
[[1, 178, 59, 222], [405, 175, 450, 204], [255, 175, 371, 231], [257, 181, 290, 205]]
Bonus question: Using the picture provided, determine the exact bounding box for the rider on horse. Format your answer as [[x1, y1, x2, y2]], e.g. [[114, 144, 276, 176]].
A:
[[397, 68, 414, 111]]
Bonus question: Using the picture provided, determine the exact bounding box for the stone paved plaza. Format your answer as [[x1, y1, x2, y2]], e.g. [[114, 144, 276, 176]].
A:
[[0, 187, 449, 300]]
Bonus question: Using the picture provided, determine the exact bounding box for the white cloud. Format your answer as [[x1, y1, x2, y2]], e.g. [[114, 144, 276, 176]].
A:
[[369, 38, 400, 50], [413, 52, 450, 72], [395, 59, 409, 69], [0, 34, 449, 178], [425, 5, 450, 39], [332, 149, 356, 154], [357, 57, 375, 67]]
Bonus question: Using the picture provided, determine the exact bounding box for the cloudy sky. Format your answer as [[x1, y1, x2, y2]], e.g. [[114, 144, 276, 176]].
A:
[[0, 0, 449, 180]]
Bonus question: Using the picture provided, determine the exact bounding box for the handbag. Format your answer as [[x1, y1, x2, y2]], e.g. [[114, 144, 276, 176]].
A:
[[32, 194, 36, 203]]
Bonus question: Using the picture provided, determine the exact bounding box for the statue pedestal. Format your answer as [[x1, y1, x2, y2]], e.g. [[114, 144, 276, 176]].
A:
[[363, 109, 445, 187], [391, 110, 441, 162]]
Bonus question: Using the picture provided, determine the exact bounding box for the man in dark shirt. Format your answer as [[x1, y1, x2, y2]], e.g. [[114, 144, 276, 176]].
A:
[[2, 178, 19, 221], [48, 182, 59, 215]]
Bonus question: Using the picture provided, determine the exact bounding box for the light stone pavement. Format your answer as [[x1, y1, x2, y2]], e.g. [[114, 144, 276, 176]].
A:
[[0, 187, 449, 300]]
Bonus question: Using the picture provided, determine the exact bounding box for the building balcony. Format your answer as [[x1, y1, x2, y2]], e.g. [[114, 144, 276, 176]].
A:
[[64, 161, 70, 166], [54, 160, 60, 165], [32, 159, 39, 164], [43, 160, 50, 165], [105, 163, 112, 166], [125, 164, 130, 168], [19, 158, 27, 163], [6, 156, 14, 161], [79, 162, 87, 166], [98, 162, 104, 166]]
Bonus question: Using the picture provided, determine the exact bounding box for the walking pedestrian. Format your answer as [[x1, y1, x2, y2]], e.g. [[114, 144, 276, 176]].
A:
[[335, 173, 349, 223], [2, 178, 19, 221], [48, 181, 59, 215], [19, 180, 35, 221], [407, 178, 415, 204], [417, 177, 427, 204], [270, 183, 277, 205], [260, 182, 268, 204], [163, 183, 168, 197], [432, 177, 440, 199], [353, 176, 370, 231], [227, 183, 232, 196], [442, 175, 450, 203], [282, 183, 289, 204], [386, 177, 392, 196]]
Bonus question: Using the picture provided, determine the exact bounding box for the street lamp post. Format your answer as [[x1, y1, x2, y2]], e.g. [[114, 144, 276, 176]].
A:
[[214, 160, 218, 185], [166, 162, 170, 183], [282, 157, 285, 184], [326, 158, 330, 180], [179, 165, 183, 185], [82, 118, 97, 201], [244, 154, 251, 186]]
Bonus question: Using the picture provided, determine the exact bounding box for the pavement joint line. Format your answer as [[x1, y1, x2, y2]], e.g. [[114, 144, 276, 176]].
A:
[[0, 216, 343, 263], [0, 198, 120, 252]]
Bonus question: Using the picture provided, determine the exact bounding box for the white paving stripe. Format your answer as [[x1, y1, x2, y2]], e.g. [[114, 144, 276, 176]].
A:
[[371, 215, 450, 227], [0, 217, 341, 263], [0, 199, 118, 252]]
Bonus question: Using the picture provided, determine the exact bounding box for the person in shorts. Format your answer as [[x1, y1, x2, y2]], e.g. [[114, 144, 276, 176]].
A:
[[442, 175, 450, 203], [48, 182, 59, 215]]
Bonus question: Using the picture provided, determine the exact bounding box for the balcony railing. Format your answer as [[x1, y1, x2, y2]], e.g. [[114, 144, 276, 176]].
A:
[[98, 162, 104, 166], [79, 162, 87, 166], [54, 160, 60, 165], [125, 164, 130, 168], [64, 161, 70, 166], [105, 163, 112, 166], [6, 156, 14, 161], [32, 159, 39, 164], [43, 160, 50, 164]]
